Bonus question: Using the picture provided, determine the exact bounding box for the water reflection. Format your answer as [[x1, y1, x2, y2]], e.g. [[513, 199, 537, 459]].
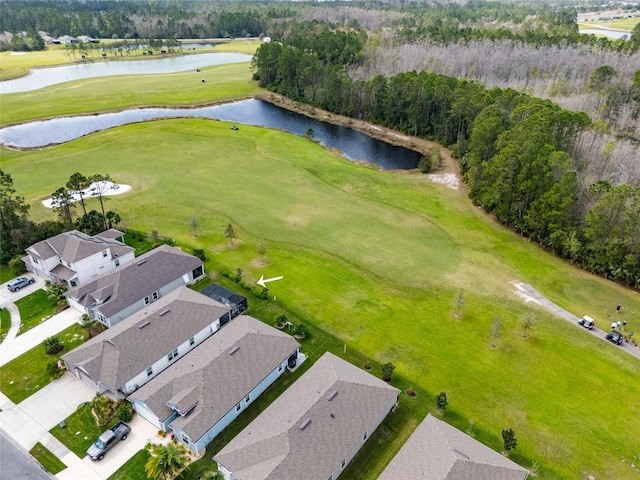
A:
[[0, 99, 422, 170]]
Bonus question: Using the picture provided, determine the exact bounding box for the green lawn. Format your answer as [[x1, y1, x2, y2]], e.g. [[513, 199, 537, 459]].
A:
[[0, 324, 86, 403], [579, 17, 640, 31], [2, 118, 638, 479], [0, 308, 11, 343], [29, 442, 66, 475], [107, 449, 150, 480], [0, 263, 24, 284], [50, 402, 120, 458], [0, 61, 260, 126], [15, 289, 58, 336]]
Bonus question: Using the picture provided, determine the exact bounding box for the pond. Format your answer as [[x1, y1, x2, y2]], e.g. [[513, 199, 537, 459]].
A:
[[0, 99, 423, 170], [0, 52, 252, 94]]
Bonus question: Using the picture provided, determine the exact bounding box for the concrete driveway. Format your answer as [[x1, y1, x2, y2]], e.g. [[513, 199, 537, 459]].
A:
[[0, 276, 46, 306]]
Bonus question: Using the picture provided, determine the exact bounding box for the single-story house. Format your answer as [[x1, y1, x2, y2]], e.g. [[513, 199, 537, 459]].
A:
[[199, 283, 248, 320], [128, 315, 300, 454], [65, 244, 204, 328], [23, 229, 134, 288], [62, 286, 231, 400], [377, 413, 529, 480], [214, 352, 400, 480]]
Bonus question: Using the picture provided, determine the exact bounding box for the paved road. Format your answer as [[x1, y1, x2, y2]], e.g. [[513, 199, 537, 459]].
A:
[[0, 431, 53, 480], [515, 283, 640, 360]]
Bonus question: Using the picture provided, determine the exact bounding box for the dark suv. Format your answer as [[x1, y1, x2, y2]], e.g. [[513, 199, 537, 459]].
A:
[[7, 276, 35, 292], [605, 330, 623, 345]]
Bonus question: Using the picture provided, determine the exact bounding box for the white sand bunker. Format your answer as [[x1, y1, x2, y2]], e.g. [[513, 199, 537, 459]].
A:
[[42, 181, 131, 208], [10, 52, 26, 55], [429, 173, 461, 191]]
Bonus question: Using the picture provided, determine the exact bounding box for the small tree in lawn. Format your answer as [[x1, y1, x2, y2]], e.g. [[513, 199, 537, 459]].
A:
[[502, 428, 517, 452], [490, 315, 502, 349], [190, 215, 199, 237], [453, 291, 464, 319], [522, 313, 534, 338], [256, 238, 267, 263], [381, 362, 395, 382], [225, 223, 236, 246], [145, 442, 189, 480], [436, 391, 448, 411]]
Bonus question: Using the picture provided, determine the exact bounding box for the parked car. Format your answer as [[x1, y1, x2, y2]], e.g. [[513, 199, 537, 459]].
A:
[[7, 276, 35, 292], [578, 316, 595, 330], [87, 421, 131, 461], [605, 330, 623, 345]]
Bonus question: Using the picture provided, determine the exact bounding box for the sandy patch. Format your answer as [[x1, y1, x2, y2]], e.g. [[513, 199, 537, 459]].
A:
[[429, 173, 461, 191], [42, 182, 131, 208], [10, 52, 26, 55]]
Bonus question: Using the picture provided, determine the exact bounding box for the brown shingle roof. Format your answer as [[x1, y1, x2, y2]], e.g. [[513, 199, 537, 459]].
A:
[[377, 414, 529, 480], [62, 287, 230, 393], [214, 352, 399, 480], [65, 244, 202, 318], [128, 316, 300, 443]]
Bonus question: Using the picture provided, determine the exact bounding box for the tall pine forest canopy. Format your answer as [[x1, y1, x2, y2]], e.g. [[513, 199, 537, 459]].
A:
[[1, 0, 639, 289]]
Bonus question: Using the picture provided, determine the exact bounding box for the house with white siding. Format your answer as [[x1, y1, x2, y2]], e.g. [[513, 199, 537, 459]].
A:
[[23, 229, 134, 288], [377, 414, 529, 480], [62, 286, 230, 400], [214, 352, 400, 480], [65, 244, 204, 328], [128, 315, 300, 454]]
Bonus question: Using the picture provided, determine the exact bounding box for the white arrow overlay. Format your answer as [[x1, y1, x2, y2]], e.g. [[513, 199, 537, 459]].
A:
[[257, 275, 283, 288]]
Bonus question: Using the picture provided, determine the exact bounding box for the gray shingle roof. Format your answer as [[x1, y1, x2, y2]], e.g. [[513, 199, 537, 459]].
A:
[[65, 244, 202, 318], [94, 228, 125, 240], [27, 230, 133, 263], [62, 286, 230, 393], [128, 315, 300, 443], [214, 352, 400, 480], [377, 414, 529, 480]]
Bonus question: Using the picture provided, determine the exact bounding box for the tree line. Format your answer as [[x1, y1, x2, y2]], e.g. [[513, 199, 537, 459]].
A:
[[251, 28, 640, 288]]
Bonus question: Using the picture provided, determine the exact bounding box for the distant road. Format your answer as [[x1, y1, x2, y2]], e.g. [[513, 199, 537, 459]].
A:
[[0, 431, 53, 480]]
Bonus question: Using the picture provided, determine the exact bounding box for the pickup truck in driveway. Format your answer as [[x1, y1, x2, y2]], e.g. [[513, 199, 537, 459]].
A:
[[87, 421, 131, 460]]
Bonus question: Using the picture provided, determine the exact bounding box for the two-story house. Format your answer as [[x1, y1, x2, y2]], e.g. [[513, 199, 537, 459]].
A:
[[22, 229, 135, 288], [128, 315, 300, 454], [62, 286, 231, 400], [65, 244, 205, 328]]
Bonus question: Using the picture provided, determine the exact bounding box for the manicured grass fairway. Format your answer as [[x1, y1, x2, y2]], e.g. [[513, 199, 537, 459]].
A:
[[29, 442, 66, 475], [580, 17, 640, 30], [2, 118, 639, 480], [15, 289, 58, 336]]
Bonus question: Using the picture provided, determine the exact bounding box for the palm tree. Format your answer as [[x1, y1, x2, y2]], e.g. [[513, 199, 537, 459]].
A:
[[145, 442, 190, 480]]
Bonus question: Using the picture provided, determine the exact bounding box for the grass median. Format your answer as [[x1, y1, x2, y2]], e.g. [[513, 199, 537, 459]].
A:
[[2, 117, 639, 479]]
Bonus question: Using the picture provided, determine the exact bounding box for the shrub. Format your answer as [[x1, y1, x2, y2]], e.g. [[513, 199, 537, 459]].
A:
[[436, 391, 448, 410], [193, 248, 206, 261], [46, 359, 64, 379], [381, 362, 395, 382], [275, 314, 287, 328], [116, 403, 134, 422], [43, 336, 63, 355], [418, 154, 434, 173], [293, 324, 307, 337]]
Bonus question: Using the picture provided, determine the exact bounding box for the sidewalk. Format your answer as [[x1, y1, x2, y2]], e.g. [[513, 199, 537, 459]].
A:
[[0, 307, 81, 367]]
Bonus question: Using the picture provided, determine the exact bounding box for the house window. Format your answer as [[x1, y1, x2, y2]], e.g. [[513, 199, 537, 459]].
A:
[[97, 313, 107, 323], [181, 433, 189, 444], [192, 265, 204, 279], [168, 348, 178, 361], [102, 250, 108, 257], [32, 256, 39, 265], [341, 459, 346, 469], [363, 432, 367, 442], [189, 337, 195, 346], [67, 261, 71, 267], [235, 403, 241, 412], [147, 367, 153, 376], [278, 364, 283, 372], [144, 296, 151, 305], [70, 280, 77, 287], [152, 291, 159, 301], [115, 259, 120, 267], [245, 394, 251, 403]]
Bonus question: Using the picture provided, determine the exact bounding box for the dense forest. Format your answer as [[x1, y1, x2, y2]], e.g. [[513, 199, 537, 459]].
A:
[[1, 0, 639, 288]]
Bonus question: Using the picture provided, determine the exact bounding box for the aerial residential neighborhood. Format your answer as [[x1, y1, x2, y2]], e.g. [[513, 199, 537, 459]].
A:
[[1, 1, 639, 479]]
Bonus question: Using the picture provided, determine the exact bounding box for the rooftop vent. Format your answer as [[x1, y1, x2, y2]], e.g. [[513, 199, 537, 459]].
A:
[[229, 346, 240, 355], [159, 309, 170, 317], [136, 260, 147, 266], [327, 390, 338, 401], [299, 418, 311, 431], [138, 321, 150, 329]]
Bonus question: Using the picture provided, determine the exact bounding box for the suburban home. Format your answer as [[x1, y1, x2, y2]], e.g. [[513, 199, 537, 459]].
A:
[[65, 244, 204, 328], [214, 352, 400, 480], [128, 315, 301, 454], [23, 229, 135, 288], [62, 286, 231, 400], [377, 414, 529, 480]]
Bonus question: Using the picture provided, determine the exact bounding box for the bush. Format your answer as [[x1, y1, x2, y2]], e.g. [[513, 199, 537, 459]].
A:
[[46, 359, 64, 380], [293, 324, 307, 337], [418, 154, 434, 173], [381, 362, 395, 382], [193, 248, 206, 261], [116, 403, 134, 422], [43, 336, 63, 355], [8, 256, 26, 273]]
